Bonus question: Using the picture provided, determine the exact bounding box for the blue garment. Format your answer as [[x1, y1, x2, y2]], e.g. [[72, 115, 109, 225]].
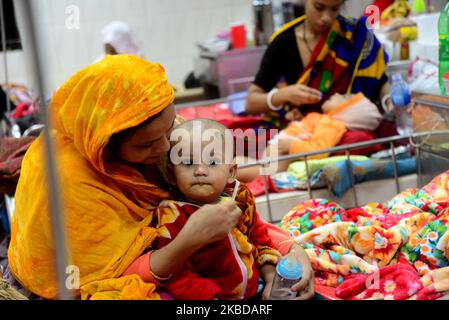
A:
[[0, 205, 10, 234], [227, 91, 248, 115], [311, 157, 417, 198]]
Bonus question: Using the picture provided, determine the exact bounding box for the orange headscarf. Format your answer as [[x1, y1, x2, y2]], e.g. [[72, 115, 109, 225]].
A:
[[8, 55, 174, 299]]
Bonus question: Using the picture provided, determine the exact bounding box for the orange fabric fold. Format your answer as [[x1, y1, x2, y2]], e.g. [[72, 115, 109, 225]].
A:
[[287, 113, 347, 159], [325, 93, 365, 117]]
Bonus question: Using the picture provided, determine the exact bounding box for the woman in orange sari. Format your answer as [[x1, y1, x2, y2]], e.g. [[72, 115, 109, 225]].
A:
[[7, 55, 313, 300]]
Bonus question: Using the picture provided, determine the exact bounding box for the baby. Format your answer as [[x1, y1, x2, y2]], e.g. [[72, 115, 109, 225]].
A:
[[274, 93, 382, 149], [237, 93, 382, 181], [155, 118, 281, 300]]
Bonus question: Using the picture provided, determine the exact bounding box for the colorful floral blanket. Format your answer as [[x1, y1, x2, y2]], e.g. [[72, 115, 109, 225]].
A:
[[280, 170, 449, 300]]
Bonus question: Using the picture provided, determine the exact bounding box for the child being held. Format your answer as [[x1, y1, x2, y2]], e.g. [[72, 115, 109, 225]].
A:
[[271, 92, 382, 156], [236, 93, 383, 181], [153, 119, 281, 300]]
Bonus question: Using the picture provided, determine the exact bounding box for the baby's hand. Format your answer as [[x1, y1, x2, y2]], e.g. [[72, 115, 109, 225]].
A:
[[285, 108, 303, 121], [181, 200, 242, 246], [277, 139, 292, 155]]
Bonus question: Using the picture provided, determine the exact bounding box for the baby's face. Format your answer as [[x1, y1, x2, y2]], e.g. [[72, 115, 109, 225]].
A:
[[171, 129, 236, 205]]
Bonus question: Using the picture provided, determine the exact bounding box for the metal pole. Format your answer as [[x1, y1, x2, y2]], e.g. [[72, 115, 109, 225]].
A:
[[345, 150, 359, 207], [238, 134, 430, 169], [0, 0, 12, 114], [14, 0, 72, 300], [390, 141, 400, 194], [304, 156, 313, 200], [416, 146, 422, 188], [262, 171, 274, 223], [175, 96, 246, 110]]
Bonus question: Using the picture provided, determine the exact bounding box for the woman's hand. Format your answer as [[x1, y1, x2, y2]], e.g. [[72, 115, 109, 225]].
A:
[[149, 200, 241, 279], [260, 264, 277, 300], [179, 199, 242, 248], [274, 84, 322, 107], [289, 244, 315, 300], [246, 84, 321, 115], [277, 139, 292, 155]]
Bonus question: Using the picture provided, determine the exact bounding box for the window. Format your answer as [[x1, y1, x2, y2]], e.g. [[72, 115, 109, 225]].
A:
[[0, 0, 22, 51]]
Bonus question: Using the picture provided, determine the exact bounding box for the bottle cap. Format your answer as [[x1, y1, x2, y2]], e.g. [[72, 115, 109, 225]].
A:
[[390, 73, 411, 108], [276, 255, 302, 280], [391, 73, 403, 83], [391, 87, 411, 108]]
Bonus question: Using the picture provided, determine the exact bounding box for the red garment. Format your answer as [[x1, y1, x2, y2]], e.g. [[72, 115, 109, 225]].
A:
[[176, 103, 262, 128], [245, 176, 293, 197], [346, 207, 416, 229], [364, 0, 394, 15], [10, 103, 36, 119], [335, 263, 423, 300], [0, 136, 36, 195], [154, 200, 280, 300], [334, 130, 382, 156], [124, 186, 281, 301]]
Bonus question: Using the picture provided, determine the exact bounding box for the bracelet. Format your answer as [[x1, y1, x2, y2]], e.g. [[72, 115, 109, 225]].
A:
[[150, 270, 172, 282], [267, 88, 283, 111], [148, 250, 172, 283]]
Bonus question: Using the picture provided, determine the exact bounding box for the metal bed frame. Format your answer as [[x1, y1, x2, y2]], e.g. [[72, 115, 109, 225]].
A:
[[175, 96, 449, 224], [1, 0, 448, 299], [1, 0, 71, 299], [2, 76, 448, 300]]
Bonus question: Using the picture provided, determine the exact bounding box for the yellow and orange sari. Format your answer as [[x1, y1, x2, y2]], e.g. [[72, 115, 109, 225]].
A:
[[8, 55, 175, 300]]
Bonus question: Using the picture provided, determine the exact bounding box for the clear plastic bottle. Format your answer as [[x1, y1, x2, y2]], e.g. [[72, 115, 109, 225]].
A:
[[271, 0, 284, 31], [439, 1, 449, 96], [390, 73, 413, 136], [269, 253, 302, 300]]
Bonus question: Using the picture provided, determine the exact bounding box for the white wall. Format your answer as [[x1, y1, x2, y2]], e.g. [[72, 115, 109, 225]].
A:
[[342, 0, 372, 17], [4, 0, 382, 95], [7, 0, 254, 95], [0, 50, 28, 86]]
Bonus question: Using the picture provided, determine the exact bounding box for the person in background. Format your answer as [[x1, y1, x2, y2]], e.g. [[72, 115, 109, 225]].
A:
[[95, 21, 143, 62], [237, 92, 383, 182], [0, 87, 15, 119], [245, 0, 391, 136]]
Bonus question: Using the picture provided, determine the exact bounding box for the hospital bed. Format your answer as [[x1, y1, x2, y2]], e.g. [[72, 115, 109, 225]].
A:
[[255, 173, 418, 223], [175, 93, 449, 224], [176, 91, 449, 300]]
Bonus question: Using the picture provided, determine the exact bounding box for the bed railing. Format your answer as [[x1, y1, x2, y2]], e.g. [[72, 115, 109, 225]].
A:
[[175, 95, 449, 224]]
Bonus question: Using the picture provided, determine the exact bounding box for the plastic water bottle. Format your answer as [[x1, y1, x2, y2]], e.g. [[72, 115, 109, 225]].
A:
[[439, 1, 449, 96], [390, 73, 413, 136], [412, 0, 427, 14], [269, 253, 302, 300]]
